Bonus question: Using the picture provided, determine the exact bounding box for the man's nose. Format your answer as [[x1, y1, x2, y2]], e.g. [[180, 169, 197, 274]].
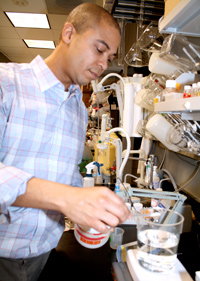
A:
[[99, 57, 108, 72]]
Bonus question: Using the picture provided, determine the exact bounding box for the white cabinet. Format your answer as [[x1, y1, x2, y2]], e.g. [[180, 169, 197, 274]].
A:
[[159, 0, 200, 37]]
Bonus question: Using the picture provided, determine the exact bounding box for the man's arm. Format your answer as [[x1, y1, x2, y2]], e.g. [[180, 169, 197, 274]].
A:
[[13, 177, 130, 234]]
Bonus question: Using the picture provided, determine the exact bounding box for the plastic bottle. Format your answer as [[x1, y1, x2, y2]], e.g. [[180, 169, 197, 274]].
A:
[[75, 161, 111, 248], [196, 82, 200, 96], [93, 162, 103, 185], [83, 161, 96, 187], [183, 85, 192, 98], [176, 83, 181, 93], [144, 159, 151, 185], [162, 80, 182, 101], [152, 166, 160, 190], [151, 187, 163, 207], [192, 83, 197, 97]]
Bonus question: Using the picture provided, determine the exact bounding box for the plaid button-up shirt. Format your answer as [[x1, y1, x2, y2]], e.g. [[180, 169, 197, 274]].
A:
[[0, 55, 88, 258]]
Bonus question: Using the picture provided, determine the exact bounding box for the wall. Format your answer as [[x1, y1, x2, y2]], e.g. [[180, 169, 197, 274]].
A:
[[153, 143, 200, 203], [0, 52, 11, 62]]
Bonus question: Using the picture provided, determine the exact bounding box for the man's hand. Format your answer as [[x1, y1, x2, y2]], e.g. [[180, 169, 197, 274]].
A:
[[61, 186, 130, 233]]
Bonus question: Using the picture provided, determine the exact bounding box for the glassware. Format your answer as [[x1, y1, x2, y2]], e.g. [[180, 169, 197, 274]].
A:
[[141, 73, 168, 106], [146, 114, 179, 152], [160, 34, 200, 72], [169, 123, 200, 155], [124, 42, 149, 67], [137, 21, 166, 53], [136, 208, 184, 273]]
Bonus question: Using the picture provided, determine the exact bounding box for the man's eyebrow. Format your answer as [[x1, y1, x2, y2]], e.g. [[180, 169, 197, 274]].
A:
[[97, 40, 117, 56], [97, 39, 110, 50]]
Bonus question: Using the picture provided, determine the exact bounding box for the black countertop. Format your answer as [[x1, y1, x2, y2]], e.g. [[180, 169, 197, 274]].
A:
[[38, 223, 200, 281]]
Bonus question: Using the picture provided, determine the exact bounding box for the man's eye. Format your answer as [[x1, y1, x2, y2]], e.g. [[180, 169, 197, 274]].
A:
[[97, 47, 103, 53]]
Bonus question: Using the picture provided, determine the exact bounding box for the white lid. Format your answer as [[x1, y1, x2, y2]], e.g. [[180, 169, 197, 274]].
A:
[[166, 80, 176, 88], [197, 82, 200, 87], [192, 83, 197, 88], [133, 202, 143, 212], [184, 85, 192, 90]]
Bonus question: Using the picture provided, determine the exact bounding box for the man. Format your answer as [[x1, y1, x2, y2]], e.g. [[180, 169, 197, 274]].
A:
[[0, 3, 130, 280]]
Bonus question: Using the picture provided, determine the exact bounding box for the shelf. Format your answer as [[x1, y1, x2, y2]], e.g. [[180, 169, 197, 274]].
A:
[[159, 0, 200, 37], [154, 97, 200, 113]]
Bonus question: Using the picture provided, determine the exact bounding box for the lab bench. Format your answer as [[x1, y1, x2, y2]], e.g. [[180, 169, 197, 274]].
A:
[[38, 223, 200, 281]]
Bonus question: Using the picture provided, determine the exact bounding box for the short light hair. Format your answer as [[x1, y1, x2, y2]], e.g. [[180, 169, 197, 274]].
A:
[[64, 3, 120, 34]]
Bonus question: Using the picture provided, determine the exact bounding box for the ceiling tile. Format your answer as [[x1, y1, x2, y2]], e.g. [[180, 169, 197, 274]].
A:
[[0, 0, 48, 14], [29, 48, 53, 58], [15, 27, 54, 40], [48, 14, 67, 29], [0, 10, 13, 27], [0, 45, 30, 56], [8, 55, 34, 63], [0, 26, 20, 38], [0, 38, 26, 47]]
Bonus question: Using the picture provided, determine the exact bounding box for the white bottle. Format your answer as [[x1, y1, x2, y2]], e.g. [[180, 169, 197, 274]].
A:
[[153, 166, 160, 190], [83, 162, 96, 187], [75, 161, 111, 249], [145, 159, 151, 185], [162, 80, 182, 101], [151, 187, 163, 207]]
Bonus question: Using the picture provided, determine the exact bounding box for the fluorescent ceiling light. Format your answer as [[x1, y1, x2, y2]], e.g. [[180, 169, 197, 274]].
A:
[[5, 12, 50, 29], [24, 39, 55, 49]]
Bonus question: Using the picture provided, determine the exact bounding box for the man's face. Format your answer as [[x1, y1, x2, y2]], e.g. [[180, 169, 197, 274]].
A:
[[65, 20, 121, 86]]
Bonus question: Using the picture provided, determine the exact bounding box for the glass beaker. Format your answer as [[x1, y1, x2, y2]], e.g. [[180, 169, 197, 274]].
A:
[[137, 21, 166, 53], [169, 123, 200, 154], [124, 42, 149, 67], [136, 208, 184, 273], [160, 34, 200, 72]]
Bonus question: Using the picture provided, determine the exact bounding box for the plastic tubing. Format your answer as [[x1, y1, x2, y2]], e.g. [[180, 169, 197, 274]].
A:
[[176, 164, 200, 192], [98, 73, 125, 88], [105, 127, 131, 189], [162, 169, 178, 191], [124, 173, 138, 183]]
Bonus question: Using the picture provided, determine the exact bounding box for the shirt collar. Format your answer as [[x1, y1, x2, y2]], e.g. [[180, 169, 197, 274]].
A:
[[30, 55, 83, 106]]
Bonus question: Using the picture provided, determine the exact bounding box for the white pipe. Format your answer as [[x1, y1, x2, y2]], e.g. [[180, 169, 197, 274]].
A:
[[100, 114, 108, 142], [113, 138, 122, 183], [105, 127, 131, 190], [122, 149, 146, 183]]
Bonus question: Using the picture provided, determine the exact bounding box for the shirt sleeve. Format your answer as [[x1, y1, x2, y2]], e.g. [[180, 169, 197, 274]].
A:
[[71, 165, 83, 187], [0, 77, 33, 212], [0, 163, 33, 212]]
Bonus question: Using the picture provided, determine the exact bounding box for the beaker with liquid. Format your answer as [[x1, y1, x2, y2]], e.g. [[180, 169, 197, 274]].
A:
[[136, 208, 184, 273]]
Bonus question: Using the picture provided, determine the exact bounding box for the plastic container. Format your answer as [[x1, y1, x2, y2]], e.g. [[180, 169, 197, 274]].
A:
[[183, 85, 192, 98], [83, 161, 96, 187], [110, 227, 124, 250], [152, 166, 160, 190], [146, 114, 179, 152], [196, 82, 200, 96], [74, 224, 110, 249], [151, 187, 163, 207], [144, 159, 151, 185], [75, 161, 110, 249], [162, 80, 182, 101]]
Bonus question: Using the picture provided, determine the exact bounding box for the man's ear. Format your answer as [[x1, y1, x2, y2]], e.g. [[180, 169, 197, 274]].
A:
[[62, 22, 76, 44]]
